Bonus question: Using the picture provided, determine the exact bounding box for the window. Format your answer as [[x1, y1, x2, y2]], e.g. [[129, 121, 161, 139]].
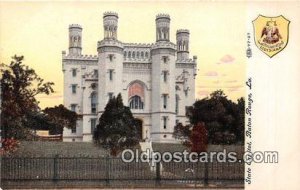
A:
[[72, 68, 77, 77], [185, 89, 188, 97], [163, 116, 167, 129], [163, 94, 168, 109], [71, 126, 76, 134], [91, 118, 97, 134], [109, 70, 113, 81], [94, 69, 98, 78], [109, 54, 114, 62], [141, 52, 144, 58], [175, 94, 179, 114], [129, 95, 144, 110], [145, 52, 149, 58], [91, 92, 97, 113], [163, 71, 168, 82], [71, 104, 77, 112], [163, 56, 168, 63], [108, 92, 113, 100], [71, 84, 77, 94]]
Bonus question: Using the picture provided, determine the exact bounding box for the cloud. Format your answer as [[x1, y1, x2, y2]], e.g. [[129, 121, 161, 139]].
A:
[[204, 71, 218, 77], [217, 54, 235, 64]]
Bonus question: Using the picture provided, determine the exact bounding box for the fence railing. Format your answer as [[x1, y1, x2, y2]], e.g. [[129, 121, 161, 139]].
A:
[[1, 156, 244, 187]]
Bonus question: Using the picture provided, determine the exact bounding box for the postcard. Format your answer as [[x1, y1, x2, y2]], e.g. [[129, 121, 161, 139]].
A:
[[0, 1, 299, 189]]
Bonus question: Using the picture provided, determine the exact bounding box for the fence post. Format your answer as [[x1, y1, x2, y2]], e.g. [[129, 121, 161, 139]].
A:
[[155, 161, 161, 187], [204, 161, 208, 187], [105, 155, 110, 186], [53, 154, 59, 181]]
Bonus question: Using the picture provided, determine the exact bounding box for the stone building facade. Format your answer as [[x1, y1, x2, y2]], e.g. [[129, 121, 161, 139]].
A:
[[62, 12, 197, 142]]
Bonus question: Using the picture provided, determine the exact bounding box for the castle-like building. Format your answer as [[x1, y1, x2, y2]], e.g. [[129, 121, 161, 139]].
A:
[[62, 12, 197, 142]]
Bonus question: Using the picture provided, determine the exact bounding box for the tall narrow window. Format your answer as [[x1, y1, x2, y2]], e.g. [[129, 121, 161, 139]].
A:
[[71, 84, 77, 94], [163, 56, 168, 63], [71, 126, 76, 134], [94, 69, 98, 78], [108, 92, 113, 100], [163, 71, 168, 82], [70, 104, 77, 112], [109, 54, 114, 62], [175, 94, 179, 114], [163, 116, 167, 129], [72, 68, 77, 77], [163, 94, 168, 109], [91, 92, 97, 113], [91, 118, 97, 134], [109, 70, 113, 81]]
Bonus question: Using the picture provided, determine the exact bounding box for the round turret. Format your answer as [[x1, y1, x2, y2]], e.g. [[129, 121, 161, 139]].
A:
[[156, 14, 170, 42], [103, 12, 118, 39], [69, 24, 82, 55], [176, 29, 190, 60]]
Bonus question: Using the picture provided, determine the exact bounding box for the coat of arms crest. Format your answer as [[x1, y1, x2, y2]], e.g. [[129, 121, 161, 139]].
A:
[[252, 15, 290, 58]]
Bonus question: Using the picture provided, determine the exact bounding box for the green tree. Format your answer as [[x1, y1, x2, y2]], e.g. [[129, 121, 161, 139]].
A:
[[0, 55, 54, 139], [93, 93, 139, 156], [176, 90, 245, 145], [42, 104, 78, 135]]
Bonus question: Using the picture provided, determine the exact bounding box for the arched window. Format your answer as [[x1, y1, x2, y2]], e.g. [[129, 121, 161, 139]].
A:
[[128, 81, 145, 110], [141, 52, 144, 59], [137, 51, 140, 58], [129, 95, 144, 109], [124, 51, 127, 58], [132, 51, 135, 58], [91, 92, 97, 113], [145, 52, 149, 58], [128, 51, 131, 58]]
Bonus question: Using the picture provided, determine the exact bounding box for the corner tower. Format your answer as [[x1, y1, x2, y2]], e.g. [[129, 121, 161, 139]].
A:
[[176, 29, 190, 60], [69, 24, 82, 55], [151, 14, 176, 142], [97, 12, 124, 114]]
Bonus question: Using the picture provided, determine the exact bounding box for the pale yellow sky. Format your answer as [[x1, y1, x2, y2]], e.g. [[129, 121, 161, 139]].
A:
[[0, 1, 246, 108]]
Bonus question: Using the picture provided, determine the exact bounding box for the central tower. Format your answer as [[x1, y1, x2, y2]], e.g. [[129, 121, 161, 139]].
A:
[[151, 14, 176, 142], [97, 12, 124, 114]]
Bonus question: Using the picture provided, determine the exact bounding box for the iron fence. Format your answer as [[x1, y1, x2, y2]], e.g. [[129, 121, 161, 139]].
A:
[[1, 156, 244, 188]]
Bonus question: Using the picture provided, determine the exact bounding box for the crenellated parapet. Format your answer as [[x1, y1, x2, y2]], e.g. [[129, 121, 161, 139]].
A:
[[156, 13, 170, 20], [123, 43, 152, 62], [97, 39, 124, 53], [151, 41, 176, 56], [69, 24, 82, 29], [62, 51, 98, 61], [176, 55, 197, 66], [124, 43, 153, 48]]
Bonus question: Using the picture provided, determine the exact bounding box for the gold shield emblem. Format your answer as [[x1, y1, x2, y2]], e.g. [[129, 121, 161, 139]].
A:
[[252, 15, 290, 58]]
